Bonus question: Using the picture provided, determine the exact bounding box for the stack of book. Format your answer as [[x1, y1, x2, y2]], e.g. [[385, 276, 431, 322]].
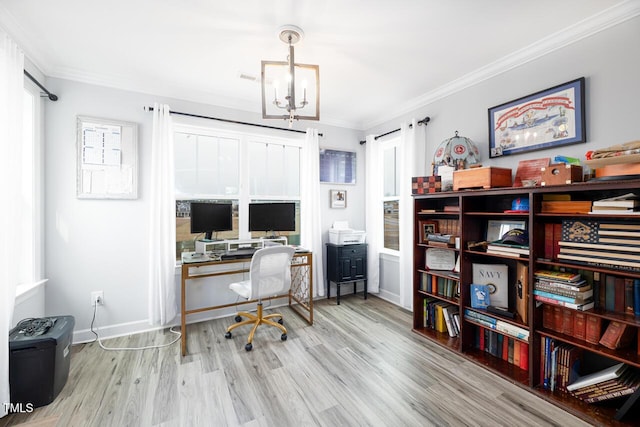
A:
[[427, 233, 456, 247], [557, 220, 640, 271], [590, 192, 640, 215], [533, 270, 594, 311], [567, 363, 640, 404], [486, 241, 529, 258]]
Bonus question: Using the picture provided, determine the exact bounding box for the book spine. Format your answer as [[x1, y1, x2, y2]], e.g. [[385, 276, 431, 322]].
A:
[[635, 279, 640, 316], [534, 295, 594, 311], [605, 275, 615, 312], [625, 278, 635, 315], [534, 282, 592, 298]]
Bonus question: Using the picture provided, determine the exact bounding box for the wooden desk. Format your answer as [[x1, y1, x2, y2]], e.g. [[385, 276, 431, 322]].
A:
[[180, 251, 313, 356]]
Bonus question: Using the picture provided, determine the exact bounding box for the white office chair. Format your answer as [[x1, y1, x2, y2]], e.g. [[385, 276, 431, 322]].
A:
[[224, 245, 296, 351]]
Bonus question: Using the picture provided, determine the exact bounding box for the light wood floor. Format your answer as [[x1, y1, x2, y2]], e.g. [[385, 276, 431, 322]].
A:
[[1, 296, 593, 427]]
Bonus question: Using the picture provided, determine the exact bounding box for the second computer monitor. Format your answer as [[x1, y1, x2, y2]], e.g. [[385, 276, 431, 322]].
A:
[[248, 202, 295, 236]]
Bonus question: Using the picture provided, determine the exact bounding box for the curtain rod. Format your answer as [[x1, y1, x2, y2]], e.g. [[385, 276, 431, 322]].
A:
[[144, 106, 323, 137], [359, 116, 430, 144], [23, 70, 58, 101]]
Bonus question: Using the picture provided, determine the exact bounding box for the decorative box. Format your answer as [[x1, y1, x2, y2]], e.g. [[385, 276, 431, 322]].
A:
[[412, 176, 441, 194], [540, 164, 583, 186], [453, 167, 512, 191]]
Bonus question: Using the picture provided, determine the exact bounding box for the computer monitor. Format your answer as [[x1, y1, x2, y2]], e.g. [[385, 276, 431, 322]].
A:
[[248, 202, 295, 236], [190, 202, 233, 240]]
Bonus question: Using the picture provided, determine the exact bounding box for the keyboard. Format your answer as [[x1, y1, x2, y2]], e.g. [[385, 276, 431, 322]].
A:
[[221, 248, 258, 260]]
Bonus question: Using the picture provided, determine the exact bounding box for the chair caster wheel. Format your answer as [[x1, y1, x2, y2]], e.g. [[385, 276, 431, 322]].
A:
[[278, 318, 284, 325], [224, 331, 232, 339], [281, 334, 287, 341], [235, 315, 242, 322], [245, 343, 253, 351]]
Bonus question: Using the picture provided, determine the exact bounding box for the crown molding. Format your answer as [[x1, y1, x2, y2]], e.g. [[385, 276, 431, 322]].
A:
[[362, 0, 640, 131]]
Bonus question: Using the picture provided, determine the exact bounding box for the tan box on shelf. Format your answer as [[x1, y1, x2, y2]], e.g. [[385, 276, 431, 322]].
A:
[[540, 163, 583, 186], [453, 166, 512, 191]]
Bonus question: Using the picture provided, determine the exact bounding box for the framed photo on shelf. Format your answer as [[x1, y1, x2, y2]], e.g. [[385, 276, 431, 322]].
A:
[[418, 220, 439, 244], [488, 77, 586, 158], [486, 219, 526, 242], [329, 189, 347, 208]]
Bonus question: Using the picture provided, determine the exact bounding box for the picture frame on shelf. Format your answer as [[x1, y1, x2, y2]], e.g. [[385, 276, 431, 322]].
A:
[[418, 220, 439, 244], [486, 219, 526, 242], [488, 77, 586, 158], [329, 189, 347, 208]]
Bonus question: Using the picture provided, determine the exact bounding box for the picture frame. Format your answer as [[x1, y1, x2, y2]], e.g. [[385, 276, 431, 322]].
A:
[[76, 115, 138, 199], [330, 189, 347, 208], [486, 219, 526, 242], [320, 149, 356, 184], [418, 220, 439, 244], [488, 77, 586, 158]]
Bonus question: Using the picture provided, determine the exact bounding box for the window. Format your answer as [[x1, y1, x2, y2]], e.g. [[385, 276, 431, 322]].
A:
[[382, 138, 401, 251], [174, 125, 302, 257], [18, 80, 44, 286]]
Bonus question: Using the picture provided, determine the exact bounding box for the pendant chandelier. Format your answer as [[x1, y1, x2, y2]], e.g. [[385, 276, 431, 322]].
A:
[[261, 25, 320, 127]]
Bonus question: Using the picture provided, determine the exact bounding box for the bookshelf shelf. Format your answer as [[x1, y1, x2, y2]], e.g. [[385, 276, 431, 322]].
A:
[[413, 178, 640, 426]]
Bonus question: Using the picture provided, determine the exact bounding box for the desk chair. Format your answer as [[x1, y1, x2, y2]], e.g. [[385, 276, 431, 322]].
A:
[[224, 245, 296, 351]]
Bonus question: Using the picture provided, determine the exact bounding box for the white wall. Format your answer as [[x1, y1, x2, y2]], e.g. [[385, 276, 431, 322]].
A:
[[43, 80, 363, 342], [367, 15, 640, 307]]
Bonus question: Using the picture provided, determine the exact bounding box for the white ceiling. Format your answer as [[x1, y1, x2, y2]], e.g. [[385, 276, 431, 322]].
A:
[[0, 0, 635, 130]]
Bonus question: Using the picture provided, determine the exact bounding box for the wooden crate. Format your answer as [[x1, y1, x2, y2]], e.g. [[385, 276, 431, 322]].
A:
[[453, 167, 512, 191], [541, 163, 583, 186]]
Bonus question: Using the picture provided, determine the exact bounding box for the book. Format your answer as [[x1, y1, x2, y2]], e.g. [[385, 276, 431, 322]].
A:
[[585, 315, 602, 344], [485, 248, 528, 258], [541, 201, 592, 214], [534, 282, 592, 299], [542, 304, 554, 330], [472, 263, 509, 308], [470, 284, 491, 309], [533, 289, 593, 305], [534, 295, 595, 311], [573, 312, 586, 341], [567, 363, 627, 392], [516, 262, 528, 324], [635, 279, 640, 316], [561, 308, 574, 336], [599, 321, 635, 349], [534, 269, 582, 282], [624, 278, 634, 315], [605, 275, 615, 312], [593, 193, 639, 208]]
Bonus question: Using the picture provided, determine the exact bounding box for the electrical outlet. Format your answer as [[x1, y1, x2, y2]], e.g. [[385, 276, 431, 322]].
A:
[[91, 291, 104, 306]]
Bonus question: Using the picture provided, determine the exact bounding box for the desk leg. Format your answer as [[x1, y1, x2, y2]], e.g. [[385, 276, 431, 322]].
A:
[[181, 267, 187, 357]]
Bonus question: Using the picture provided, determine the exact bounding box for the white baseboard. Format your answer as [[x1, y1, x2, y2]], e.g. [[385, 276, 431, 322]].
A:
[[376, 289, 400, 306], [73, 300, 291, 344]]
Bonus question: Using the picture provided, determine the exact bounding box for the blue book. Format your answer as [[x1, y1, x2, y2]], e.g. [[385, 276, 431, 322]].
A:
[[605, 275, 616, 312], [634, 279, 640, 316], [470, 283, 491, 309], [533, 289, 591, 304]]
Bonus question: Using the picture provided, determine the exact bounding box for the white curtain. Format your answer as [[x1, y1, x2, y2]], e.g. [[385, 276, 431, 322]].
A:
[[398, 119, 422, 310], [0, 30, 24, 419], [364, 134, 381, 294], [148, 103, 178, 325], [300, 128, 325, 296]]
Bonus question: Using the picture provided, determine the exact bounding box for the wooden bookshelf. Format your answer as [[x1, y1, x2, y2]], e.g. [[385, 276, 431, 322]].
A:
[[413, 179, 640, 426]]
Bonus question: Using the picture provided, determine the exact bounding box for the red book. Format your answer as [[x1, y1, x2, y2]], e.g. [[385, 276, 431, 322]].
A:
[[615, 277, 626, 313], [520, 342, 529, 370], [553, 223, 562, 260], [543, 304, 554, 330], [553, 306, 563, 332], [599, 321, 635, 349], [585, 315, 602, 344], [479, 326, 485, 351], [544, 223, 554, 260], [513, 340, 521, 367], [561, 308, 574, 336], [502, 336, 509, 361], [574, 312, 586, 341]]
